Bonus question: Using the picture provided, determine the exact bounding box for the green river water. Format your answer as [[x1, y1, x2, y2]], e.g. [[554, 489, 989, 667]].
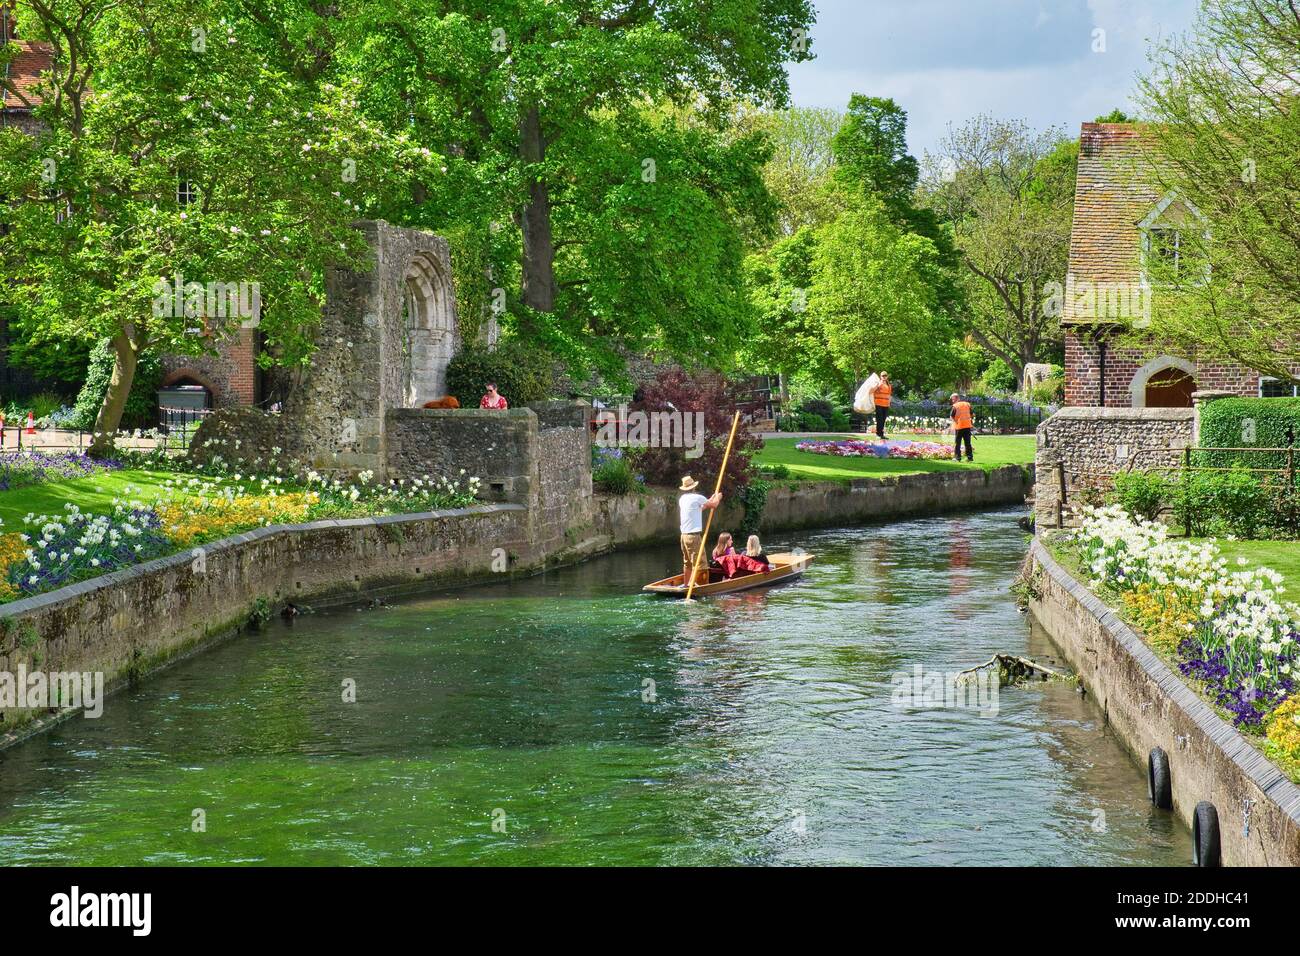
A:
[[0, 507, 1188, 865]]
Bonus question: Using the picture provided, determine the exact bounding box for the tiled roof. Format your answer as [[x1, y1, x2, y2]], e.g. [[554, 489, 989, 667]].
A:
[[1063, 122, 1163, 324], [1, 40, 54, 111]]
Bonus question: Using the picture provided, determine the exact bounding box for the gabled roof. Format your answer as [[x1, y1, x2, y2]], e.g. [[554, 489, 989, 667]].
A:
[[1062, 122, 1163, 324], [2, 40, 54, 112]]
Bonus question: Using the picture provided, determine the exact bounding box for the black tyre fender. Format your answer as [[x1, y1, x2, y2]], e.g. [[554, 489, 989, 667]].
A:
[[1192, 801, 1221, 867], [1148, 747, 1172, 810]]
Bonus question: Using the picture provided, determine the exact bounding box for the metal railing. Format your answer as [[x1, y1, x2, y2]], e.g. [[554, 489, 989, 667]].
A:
[[1051, 444, 1300, 529]]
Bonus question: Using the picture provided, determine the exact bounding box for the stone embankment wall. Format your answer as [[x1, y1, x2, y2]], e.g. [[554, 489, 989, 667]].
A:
[[1033, 407, 1193, 528], [1027, 540, 1300, 866], [596, 465, 1033, 547]]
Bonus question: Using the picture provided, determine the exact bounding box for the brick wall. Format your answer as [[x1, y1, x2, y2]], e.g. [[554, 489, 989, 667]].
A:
[[1064, 330, 1266, 407], [160, 329, 259, 408]]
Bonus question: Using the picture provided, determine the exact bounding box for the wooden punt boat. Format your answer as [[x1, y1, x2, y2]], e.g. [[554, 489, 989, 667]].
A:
[[642, 552, 814, 598]]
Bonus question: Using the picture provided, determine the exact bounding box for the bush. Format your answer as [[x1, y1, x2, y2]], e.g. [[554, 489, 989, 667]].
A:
[[592, 447, 638, 495], [1173, 467, 1274, 538], [1028, 367, 1064, 405], [1198, 396, 1300, 472], [978, 358, 1018, 394], [797, 398, 835, 422], [627, 367, 762, 493], [445, 340, 554, 408], [69, 341, 162, 432], [1111, 470, 1173, 522], [796, 412, 828, 431]]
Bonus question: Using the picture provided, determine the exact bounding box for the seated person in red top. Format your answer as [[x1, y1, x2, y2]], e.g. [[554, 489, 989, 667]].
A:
[[480, 382, 509, 410]]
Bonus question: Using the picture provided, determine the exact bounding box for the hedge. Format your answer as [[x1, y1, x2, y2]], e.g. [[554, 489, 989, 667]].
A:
[[444, 341, 554, 408], [1197, 397, 1300, 473]]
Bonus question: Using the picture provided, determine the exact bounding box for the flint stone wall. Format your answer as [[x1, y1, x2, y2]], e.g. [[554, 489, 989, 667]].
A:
[[1034, 407, 1193, 527], [190, 220, 458, 478]]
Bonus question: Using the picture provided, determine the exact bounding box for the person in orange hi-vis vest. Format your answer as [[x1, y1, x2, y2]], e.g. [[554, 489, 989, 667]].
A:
[[950, 393, 974, 462], [873, 372, 892, 439]]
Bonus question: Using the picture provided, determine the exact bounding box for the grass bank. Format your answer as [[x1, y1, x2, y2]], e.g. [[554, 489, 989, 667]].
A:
[[755, 433, 1035, 483]]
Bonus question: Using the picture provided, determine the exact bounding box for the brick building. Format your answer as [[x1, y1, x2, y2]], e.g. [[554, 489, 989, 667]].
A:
[[1062, 122, 1291, 407]]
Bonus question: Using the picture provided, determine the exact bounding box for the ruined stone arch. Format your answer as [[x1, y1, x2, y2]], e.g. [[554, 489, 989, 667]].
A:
[[399, 251, 458, 405]]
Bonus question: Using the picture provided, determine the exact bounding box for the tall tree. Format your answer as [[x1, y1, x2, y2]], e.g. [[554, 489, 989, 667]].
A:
[[919, 116, 1076, 384], [338, 0, 816, 376], [1136, 0, 1300, 381], [0, 0, 416, 452]]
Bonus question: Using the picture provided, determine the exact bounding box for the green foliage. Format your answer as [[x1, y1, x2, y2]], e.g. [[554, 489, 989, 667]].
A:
[[445, 341, 554, 408], [70, 341, 162, 431], [1028, 366, 1065, 405], [1175, 468, 1275, 539], [1111, 470, 1174, 522], [592, 453, 637, 496], [1197, 397, 1300, 471], [1136, 1, 1300, 378], [737, 479, 771, 538], [978, 359, 1017, 394]]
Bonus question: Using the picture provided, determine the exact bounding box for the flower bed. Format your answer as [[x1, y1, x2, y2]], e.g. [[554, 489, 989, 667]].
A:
[[0, 451, 124, 491], [1063, 505, 1300, 774], [795, 438, 954, 461], [0, 469, 481, 603]]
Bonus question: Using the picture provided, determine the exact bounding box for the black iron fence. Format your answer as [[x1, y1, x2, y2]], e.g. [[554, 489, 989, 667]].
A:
[[157, 406, 212, 453]]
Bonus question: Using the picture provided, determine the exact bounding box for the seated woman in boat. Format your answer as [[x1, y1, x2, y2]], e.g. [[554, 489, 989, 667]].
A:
[[743, 535, 771, 571], [718, 535, 773, 578], [710, 532, 736, 568]]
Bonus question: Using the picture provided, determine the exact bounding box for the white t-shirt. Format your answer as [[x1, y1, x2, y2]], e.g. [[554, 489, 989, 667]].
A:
[[679, 493, 708, 534]]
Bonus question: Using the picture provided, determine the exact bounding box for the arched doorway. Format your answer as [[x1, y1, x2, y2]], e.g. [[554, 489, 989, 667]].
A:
[[1130, 356, 1197, 408], [398, 253, 458, 405], [1144, 367, 1196, 407]]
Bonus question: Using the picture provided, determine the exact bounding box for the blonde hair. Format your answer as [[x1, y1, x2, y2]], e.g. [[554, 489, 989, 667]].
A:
[[746, 534, 763, 557]]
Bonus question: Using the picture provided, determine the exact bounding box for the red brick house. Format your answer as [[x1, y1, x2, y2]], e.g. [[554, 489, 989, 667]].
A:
[[2, 11, 259, 409], [1062, 122, 1292, 407]]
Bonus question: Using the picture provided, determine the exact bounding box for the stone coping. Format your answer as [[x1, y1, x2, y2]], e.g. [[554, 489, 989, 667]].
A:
[[1029, 538, 1300, 827], [0, 503, 525, 621], [1041, 406, 1194, 422]]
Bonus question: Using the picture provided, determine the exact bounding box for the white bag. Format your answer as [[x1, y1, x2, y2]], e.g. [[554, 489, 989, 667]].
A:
[[852, 373, 880, 415]]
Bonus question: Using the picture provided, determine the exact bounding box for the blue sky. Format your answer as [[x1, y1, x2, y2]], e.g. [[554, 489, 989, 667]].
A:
[[787, 0, 1200, 154]]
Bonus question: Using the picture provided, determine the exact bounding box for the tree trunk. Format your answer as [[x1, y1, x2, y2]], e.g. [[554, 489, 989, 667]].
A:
[[89, 327, 140, 458], [519, 105, 555, 316]]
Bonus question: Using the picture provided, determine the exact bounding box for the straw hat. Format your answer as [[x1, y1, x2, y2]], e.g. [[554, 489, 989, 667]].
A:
[[679, 475, 699, 492]]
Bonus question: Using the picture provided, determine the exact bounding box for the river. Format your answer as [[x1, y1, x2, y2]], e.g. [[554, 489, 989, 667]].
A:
[[0, 507, 1188, 865]]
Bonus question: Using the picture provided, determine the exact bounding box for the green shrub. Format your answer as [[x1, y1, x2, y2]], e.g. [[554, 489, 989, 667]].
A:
[[758, 462, 790, 479], [1197, 396, 1300, 472], [70, 341, 162, 432], [978, 359, 1017, 394], [593, 453, 637, 495], [1029, 367, 1064, 405], [1111, 469, 1173, 522], [445, 340, 554, 408], [1174, 467, 1273, 538], [797, 412, 828, 431]]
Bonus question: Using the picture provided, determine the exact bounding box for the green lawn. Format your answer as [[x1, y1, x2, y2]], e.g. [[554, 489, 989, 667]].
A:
[[0, 468, 179, 532], [755, 433, 1036, 482], [1201, 538, 1300, 589]]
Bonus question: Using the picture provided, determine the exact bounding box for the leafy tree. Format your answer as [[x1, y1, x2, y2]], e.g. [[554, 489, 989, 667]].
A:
[[745, 106, 843, 237], [920, 116, 1077, 385], [0, 0, 418, 454], [337, 0, 815, 377], [1094, 108, 1133, 123], [808, 194, 962, 392], [1135, 0, 1300, 382]]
